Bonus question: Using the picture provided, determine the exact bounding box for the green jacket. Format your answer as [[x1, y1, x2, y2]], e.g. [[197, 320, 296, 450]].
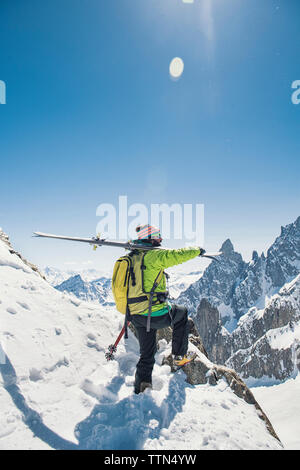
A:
[[138, 245, 201, 316]]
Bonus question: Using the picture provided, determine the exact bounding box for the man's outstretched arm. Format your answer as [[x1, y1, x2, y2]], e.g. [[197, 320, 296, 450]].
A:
[[145, 246, 204, 270]]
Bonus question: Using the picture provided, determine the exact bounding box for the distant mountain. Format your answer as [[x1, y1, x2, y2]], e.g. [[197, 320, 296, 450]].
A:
[[55, 274, 114, 306], [43, 266, 110, 286]]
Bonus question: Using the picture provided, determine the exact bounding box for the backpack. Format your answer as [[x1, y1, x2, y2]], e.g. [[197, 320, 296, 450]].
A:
[[111, 251, 168, 333]]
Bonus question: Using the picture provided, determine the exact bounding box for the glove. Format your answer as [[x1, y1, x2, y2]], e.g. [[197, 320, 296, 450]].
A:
[[199, 248, 206, 256]]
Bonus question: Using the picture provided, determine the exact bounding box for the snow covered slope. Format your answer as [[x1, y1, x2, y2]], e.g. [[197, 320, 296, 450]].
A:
[[0, 229, 282, 450], [252, 374, 300, 450]]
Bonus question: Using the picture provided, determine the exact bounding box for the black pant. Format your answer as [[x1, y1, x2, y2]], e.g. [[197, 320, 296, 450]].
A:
[[131, 304, 189, 393]]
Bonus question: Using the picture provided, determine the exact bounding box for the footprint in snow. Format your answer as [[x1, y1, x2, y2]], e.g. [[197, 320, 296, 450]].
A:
[[29, 368, 43, 382], [87, 333, 97, 341], [7, 307, 17, 315], [221, 401, 230, 410], [17, 301, 30, 310]]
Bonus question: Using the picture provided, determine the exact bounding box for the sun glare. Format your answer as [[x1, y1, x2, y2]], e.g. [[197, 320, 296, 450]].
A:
[[169, 57, 184, 79]]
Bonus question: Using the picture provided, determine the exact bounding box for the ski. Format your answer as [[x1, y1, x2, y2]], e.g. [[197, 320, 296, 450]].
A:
[[33, 231, 149, 251], [33, 231, 222, 261]]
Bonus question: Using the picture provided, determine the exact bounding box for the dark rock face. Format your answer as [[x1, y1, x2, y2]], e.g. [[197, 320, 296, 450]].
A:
[[194, 299, 232, 365]]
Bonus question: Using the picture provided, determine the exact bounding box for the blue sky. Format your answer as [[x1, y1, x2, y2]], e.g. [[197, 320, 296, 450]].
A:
[[0, 0, 299, 270]]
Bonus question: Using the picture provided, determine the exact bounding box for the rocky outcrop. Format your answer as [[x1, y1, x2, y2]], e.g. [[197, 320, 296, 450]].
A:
[[0, 228, 44, 279], [195, 299, 232, 364]]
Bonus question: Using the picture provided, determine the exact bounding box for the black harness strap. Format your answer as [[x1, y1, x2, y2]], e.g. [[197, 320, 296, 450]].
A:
[[146, 269, 164, 333], [127, 295, 148, 304]]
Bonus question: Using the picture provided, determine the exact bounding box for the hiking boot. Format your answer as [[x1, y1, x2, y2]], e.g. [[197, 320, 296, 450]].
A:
[[134, 380, 152, 394], [172, 352, 195, 367]]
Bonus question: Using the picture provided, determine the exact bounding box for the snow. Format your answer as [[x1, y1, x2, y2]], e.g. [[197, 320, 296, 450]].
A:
[[218, 302, 236, 332], [267, 324, 300, 351], [0, 235, 282, 450], [252, 375, 300, 450], [143, 378, 279, 451]]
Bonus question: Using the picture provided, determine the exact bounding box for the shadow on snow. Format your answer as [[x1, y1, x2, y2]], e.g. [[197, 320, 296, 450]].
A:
[[0, 347, 78, 450], [75, 372, 190, 450], [0, 340, 192, 450]]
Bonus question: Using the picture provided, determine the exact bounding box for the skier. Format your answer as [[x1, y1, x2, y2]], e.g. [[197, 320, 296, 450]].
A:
[[112, 224, 205, 394]]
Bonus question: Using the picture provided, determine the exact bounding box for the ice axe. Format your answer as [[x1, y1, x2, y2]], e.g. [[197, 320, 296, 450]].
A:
[[105, 322, 131, 361]]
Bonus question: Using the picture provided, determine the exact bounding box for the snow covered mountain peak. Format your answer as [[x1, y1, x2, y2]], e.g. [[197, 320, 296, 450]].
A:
[[220, 238, 235, 255], [265, 216, 300, 288], [55, 273, 114, 306]]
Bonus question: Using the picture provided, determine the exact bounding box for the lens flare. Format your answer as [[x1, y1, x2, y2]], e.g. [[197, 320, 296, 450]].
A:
[[169, 57, 184, 79]]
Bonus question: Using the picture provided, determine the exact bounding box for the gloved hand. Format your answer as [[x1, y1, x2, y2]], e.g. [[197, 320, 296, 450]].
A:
[[199, 248, 206, 256]]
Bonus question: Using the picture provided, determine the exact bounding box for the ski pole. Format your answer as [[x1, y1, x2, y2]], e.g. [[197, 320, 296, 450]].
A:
[[105, 322, 131, 361]]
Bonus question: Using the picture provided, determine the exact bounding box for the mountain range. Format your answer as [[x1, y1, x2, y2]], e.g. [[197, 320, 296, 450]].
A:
[[178, 216, 300, 330], [177, 216, 300, 383]]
